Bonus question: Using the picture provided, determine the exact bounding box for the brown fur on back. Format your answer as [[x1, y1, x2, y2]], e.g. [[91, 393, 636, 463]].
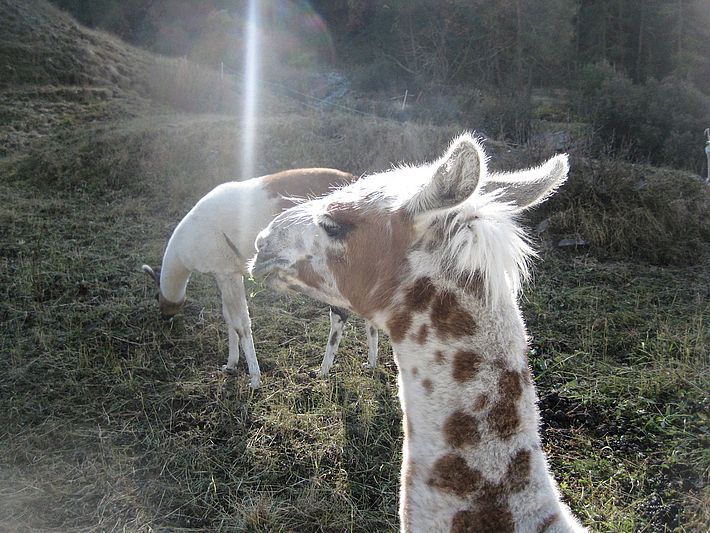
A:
[[262, 168, 358, 210]]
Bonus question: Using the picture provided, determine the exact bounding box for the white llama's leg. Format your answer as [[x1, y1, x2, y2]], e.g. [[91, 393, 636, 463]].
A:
[[319, 306, 349, 376], [217, 274, 261, 389], [364, 321, 378, 369]]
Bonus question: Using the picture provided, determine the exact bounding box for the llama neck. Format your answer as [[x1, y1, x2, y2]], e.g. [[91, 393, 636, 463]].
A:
[[159, 243, 190, 307], [387, 282, 581, 532]]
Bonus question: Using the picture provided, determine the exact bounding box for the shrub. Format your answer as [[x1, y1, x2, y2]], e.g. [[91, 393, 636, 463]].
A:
[[578, 62, 710, 173], [537, 156, 710, 265]]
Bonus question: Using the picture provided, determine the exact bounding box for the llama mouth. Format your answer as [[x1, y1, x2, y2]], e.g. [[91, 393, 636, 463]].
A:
[[250, 255, 288, 278]]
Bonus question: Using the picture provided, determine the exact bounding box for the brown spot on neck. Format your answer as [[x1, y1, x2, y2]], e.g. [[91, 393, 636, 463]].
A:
[[428, 453, 483, 497], [387, 309, 413, 343], [413, 323, 429, 344], [451, 502, 514, 533], [473, 394, 489, 411], [405, 276, 437, 311], [443, 410, 480, 448], [452, 350, 483, 383], [488, 369, 525, 439], [430, 289, 477, 339], [507, 449, 532, 493], [448, 448, 531, 533], [536, 513, 560, 533], [421, 378, 433, 395], [262, 168, 357, 210]]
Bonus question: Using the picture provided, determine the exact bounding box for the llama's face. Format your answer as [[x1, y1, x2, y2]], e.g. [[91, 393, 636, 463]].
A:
[[252, 133, 569, 325], [252, 193, 415, 319]]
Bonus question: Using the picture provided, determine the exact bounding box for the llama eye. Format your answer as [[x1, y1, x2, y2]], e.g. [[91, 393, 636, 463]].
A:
[[319, 217, 348, 239]]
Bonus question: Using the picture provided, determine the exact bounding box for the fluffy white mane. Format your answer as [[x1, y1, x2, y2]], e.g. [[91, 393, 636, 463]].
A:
[[435, 191, 536, 302]]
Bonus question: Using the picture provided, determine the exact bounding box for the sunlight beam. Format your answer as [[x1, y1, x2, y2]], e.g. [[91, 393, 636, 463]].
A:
[[241, 0, 260, 179]]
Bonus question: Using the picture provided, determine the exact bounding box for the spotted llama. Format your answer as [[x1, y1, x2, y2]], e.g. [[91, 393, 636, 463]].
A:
[[251, 135, 587, 531]]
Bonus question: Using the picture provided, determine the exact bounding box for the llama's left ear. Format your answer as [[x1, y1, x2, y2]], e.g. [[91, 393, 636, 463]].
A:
[[405, 134, 486, 215], [482, 154, 569, 211]]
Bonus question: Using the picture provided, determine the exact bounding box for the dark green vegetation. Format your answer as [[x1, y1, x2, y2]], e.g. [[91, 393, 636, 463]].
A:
[[1, 1, 708, 531], [49, 0, 710, 174]]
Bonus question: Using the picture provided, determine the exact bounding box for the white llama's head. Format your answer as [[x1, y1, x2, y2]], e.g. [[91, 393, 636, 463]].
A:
[[251, 134, 568, 325]]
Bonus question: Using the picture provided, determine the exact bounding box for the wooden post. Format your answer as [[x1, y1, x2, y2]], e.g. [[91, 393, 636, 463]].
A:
[[705, 128, 710, 184], [402, 89, 408, 111]]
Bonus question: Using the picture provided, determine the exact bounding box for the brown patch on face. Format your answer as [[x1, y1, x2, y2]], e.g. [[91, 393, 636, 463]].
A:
[[488, 369, 525, 439], [413, 323, 429, 344], [262, 168, 358, 210], [327, 206, 414, 320], [293, 259, 325, 289], [421, 378, 433, 395], [536, 513, 560, 533], [434, 351, 446, 365], [431, 290, 477, 339], [451, 350, 483, 383], [428, 453, 483, 498], [443, 410, 480, 448]]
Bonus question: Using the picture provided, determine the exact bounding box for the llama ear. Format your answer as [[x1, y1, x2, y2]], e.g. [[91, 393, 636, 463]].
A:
[[481, 154, 569, 211], [406, 134, 486, 214]]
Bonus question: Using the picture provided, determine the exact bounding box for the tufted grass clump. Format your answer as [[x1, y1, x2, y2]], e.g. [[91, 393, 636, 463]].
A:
[[536, 156, 710, 265]]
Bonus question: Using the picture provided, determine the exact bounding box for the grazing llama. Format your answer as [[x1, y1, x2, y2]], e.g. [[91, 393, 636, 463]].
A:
[[251, 135, 587, 532], [142, 168, 379, 389]]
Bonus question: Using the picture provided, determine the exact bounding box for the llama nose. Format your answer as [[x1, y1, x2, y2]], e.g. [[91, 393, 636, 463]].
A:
[[254, 230, 267, 254]]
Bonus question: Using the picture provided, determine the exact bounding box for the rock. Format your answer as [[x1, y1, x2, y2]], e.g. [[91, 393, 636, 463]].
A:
[[558, 237, 588, 248]]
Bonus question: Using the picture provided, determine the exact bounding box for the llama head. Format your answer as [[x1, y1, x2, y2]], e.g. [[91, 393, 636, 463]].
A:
[[142, 264, 185, 316], [251, 134, 568, 326]]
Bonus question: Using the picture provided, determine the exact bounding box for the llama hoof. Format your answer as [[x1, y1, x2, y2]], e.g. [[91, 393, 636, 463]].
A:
[[221, 364, 237, 376], [249, 376, 261, 389]]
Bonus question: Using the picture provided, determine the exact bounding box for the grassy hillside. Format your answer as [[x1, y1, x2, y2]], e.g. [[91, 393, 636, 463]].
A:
[[1, 1, 708, 531]]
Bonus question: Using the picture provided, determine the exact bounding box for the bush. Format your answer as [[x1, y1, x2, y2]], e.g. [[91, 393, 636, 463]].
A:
[[578, 62, 710, 173], [537, 156, 710, 265]]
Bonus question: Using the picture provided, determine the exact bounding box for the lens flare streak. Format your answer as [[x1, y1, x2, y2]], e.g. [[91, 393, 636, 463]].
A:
[[241, 0, 260, 179]]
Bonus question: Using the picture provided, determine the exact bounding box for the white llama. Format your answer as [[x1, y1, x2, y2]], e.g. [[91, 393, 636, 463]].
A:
[[143, 168, 379, 389], [251, 135, 587, 532]]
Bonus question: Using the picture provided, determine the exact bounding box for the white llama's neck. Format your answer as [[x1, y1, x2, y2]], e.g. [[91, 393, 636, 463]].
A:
[[387, 281, 583, 532], [159, 241, 190, 306]]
